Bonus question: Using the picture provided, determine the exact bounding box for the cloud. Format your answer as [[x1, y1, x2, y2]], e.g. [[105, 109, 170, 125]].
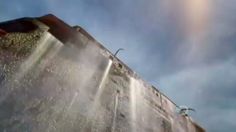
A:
[[1, 0, 236, 131], [159, 57, 236, 132]]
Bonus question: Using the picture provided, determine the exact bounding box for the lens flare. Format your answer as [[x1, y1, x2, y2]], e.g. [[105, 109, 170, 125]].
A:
[[174, 0, 212, 63], [184, 0, 210, 37]]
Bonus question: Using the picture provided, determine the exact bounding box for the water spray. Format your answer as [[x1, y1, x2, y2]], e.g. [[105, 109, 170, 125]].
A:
[[177, 105, 196, 116]]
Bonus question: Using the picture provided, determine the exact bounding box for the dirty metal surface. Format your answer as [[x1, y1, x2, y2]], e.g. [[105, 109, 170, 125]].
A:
[[0, 15, 205, 132]]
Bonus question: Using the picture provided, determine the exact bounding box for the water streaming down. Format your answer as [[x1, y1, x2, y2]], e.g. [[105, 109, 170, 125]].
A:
[[0, 32, 63, 103], [17, 33, 62, 79], [94, 59, 113, 102], [111, 91, 119, 132], [0, 23, 111, 130], [0, 15, 205, 132], [80, 59, 112, 131], [129, 76, 175, 132], [130, 77, 139, 132], [67, 92, 78, 111]]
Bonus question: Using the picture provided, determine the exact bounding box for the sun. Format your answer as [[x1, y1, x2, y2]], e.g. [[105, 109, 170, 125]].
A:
[[184, 0, 210, 36]]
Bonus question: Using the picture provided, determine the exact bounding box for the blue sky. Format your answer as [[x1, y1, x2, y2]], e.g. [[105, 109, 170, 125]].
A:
[[1, 0, 236, 131]]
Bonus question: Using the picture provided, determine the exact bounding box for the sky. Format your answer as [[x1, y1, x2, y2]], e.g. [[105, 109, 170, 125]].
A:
[[1, 0, 236, 131]]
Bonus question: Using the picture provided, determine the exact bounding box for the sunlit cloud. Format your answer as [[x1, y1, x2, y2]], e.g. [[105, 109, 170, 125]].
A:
[[178, 0, 212, 64], [1, 0, 236, 131]]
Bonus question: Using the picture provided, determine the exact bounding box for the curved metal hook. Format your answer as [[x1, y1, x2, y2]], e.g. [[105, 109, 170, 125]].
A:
[[114, 48, 124, 57]]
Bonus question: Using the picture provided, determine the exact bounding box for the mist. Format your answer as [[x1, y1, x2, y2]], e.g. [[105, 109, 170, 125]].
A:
[[1, 0, 236, 131]]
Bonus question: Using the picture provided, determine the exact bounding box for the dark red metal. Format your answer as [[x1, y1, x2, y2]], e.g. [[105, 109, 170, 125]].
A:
[[0, 28, 7, 36]]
